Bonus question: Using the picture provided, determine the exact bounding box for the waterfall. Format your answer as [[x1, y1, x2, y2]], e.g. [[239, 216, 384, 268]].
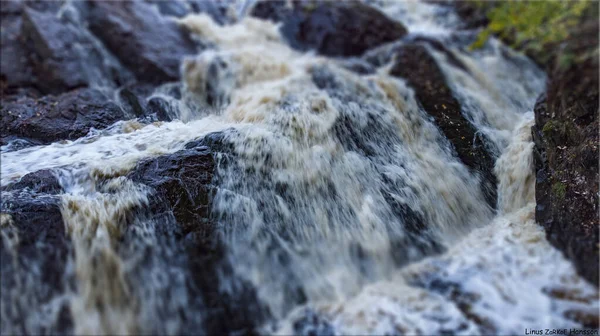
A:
[[1, 1, 597, 335]]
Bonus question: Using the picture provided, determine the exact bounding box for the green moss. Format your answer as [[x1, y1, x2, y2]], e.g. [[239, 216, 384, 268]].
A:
[[469, 0, 592, 56], [552, 181, 567, 200], [542, 120, 559, 136]]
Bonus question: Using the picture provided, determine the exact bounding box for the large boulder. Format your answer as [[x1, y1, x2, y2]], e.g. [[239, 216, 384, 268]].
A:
[[85, 0, 199, 84], [382, 42, 497, 207], [251, 0, 407, 57], [0, 2, 35, 95], [19, 5, 132, 95], [532, 21, 599, 286], [0, 88, 127, 145]]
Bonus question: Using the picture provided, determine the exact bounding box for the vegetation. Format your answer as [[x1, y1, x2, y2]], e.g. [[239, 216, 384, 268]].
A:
[[551, 181, 567, 200], [469, 0, 595, 66]]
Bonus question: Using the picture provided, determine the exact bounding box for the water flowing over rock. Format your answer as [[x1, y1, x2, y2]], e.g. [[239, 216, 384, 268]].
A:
[[1, 169, 72, 335], [1, 1, 598, 335], [384, 42, 497, 208]]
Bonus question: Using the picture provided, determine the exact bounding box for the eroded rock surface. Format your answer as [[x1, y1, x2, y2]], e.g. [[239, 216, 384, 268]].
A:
[[1, 88, 126, 145]]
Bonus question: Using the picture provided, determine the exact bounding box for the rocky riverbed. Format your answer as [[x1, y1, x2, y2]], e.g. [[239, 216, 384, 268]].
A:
[[1, 1, 598, 334]]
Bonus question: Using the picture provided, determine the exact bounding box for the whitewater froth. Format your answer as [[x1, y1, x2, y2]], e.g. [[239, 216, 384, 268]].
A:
[[1, 2, 597, 335]]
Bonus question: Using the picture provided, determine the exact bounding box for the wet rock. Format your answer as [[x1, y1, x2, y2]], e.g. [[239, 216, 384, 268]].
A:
[[0, 88, 126, 145], [532, 22, 599, 286], [2, 169, 62, 194], [86, 0, 199, 84], [146, 96, 175, 122], [291, 308, 336, 336], [185, 238, 271, 335], [128, 140, 216, 235], [129, 131, 270, 334], [1, 194, 65, 247], [404, 35, 468, 71], [384, 43, 497, 208], [251, 0, 407, 57], [407, 270, 495, 334], [118, 88, 145, 118], [20, 5, 131, 95]]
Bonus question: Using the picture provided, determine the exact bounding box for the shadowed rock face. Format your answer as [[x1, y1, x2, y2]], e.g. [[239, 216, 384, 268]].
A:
[[0, 88, 126, 145], [20, 5, 132, 95], [532, 20, 599, 286], [252, 0, 407, 57], [85, 0, 199, 84], [384, 43, 497, 208], [1, 5, 35, 94]]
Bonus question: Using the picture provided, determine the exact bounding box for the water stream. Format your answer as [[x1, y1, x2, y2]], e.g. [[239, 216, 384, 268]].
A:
[[1, 1, 597, 335]]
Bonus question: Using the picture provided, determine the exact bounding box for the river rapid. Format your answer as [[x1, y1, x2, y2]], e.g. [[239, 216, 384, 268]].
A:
[[1, 1, 598, 335]]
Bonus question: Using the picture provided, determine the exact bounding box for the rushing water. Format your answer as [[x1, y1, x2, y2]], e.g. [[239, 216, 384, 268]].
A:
[[1, 1, 598, 335]]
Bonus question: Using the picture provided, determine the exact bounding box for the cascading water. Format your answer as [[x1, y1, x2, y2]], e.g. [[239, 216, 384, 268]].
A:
[[1, 1, 597, 335]]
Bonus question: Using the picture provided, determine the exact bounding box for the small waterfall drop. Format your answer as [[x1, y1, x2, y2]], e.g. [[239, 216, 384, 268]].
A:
[[1, 1, 597, 335]]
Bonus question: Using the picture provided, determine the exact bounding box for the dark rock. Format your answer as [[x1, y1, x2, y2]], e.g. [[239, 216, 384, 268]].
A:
[[251, 0, 291, 22], [252, 0, 407, 57], [1, 88, 127, 145], [404, 35, 468, 71], [185, 237, 270, 335], [0, 9, 35, 94], [446, 0, 499, 30], [407, 270, 495, 334], [385, 43, 497, 208], [20, 5, 131, 95], [128, 141, 215, 236], [2, 169, 62, 194], [532, 21, 599, 286], [1, 194, 65, 247], [129, 131, 270, 334], [86, 0, 199, 84], [292, 308, 335, 336], [118, 88, 145, 118], [146, 96, 175, 122]]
